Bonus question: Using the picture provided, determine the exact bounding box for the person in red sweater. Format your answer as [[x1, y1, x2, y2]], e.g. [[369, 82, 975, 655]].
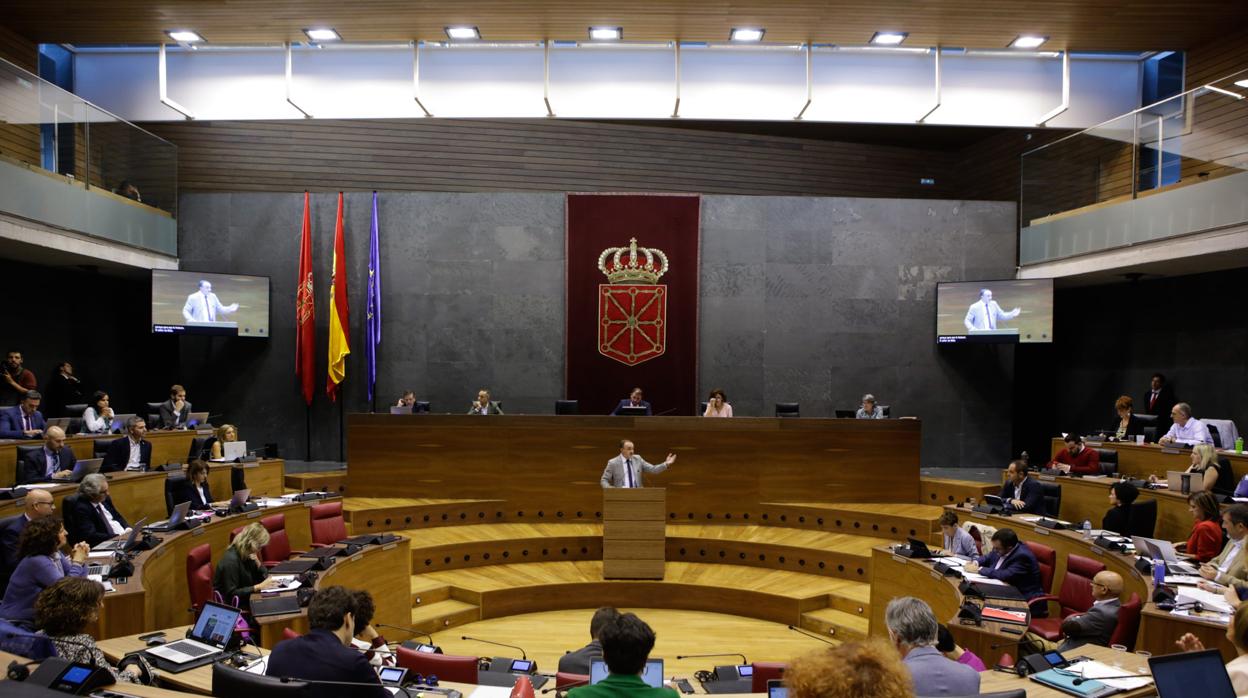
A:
[[1048, 435, 1101, 475], [1181, 491, 1225, 563]]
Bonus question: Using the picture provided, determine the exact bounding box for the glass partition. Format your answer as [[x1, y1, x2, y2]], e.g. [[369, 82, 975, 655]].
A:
[[0, 57, 177, 217]]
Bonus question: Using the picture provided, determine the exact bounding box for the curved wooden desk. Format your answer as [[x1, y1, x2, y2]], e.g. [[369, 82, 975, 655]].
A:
[[1, 429, 199, 488], [1030, 471, 1197, 542], [1050, 437, 1248, 481], [0, 459, 284, 527], [346, 414, 922, 512]]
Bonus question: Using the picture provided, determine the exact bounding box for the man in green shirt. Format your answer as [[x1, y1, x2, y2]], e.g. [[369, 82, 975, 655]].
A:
[[568, 612, 678, 698]]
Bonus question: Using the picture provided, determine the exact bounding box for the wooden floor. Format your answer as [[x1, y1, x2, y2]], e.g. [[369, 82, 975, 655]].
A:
[[429, 608, 832, 676]]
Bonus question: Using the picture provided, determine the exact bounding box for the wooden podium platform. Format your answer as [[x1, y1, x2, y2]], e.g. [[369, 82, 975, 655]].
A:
[[603, 487, 665, 579]]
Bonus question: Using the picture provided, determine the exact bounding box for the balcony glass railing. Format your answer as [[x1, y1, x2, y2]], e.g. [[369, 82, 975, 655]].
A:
[[0, 57, 177, 217], [1019, 68, 1248, 264]]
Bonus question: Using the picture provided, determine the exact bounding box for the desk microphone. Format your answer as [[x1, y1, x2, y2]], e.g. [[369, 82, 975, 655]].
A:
[[1070, 672, 1152, 686], [277, 675, 413, 698], [461, 635, 528, 660], [674, 653, 748, 664], [4, 634, 101, 680], [541, 678, 590, 694], [377, 623, 437, 644], [786, 625, 835, 645]]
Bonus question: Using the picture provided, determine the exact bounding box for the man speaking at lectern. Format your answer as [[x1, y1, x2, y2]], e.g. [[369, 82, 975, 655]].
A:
[[601, 440, 675, 488], [964, 288, 1020, 331]]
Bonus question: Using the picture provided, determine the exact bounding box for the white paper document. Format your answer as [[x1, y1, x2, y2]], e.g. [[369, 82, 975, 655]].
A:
[[962, 572, 1009, 585], [260, 575, 302, 593], [1177, 586, 1235, 614], [1065, 660, 1153, 690]]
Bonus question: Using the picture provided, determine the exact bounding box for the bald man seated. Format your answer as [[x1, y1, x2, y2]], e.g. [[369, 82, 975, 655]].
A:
[[1025, 571, 1124, 654], [15, 425, 76, 485]]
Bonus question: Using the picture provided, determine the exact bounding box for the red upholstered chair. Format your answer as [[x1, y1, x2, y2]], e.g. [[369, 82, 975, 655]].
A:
[[310, 501, 348, 547], [259, 514, 305, 568], [750, 663, 785, 693], [282, 628, 301, 642], [1028, 554, 1107, 641], [185, 543, 213, 616], [229, 526, 243, 543], [556, 672, 590, 690], [396, 647, 479, 684], [1025, 541, 1057, 593], [1109, 593, 1143, 651]]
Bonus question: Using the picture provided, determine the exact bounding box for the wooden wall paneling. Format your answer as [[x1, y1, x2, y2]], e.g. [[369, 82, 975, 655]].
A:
[[0, 24, 40, 168]]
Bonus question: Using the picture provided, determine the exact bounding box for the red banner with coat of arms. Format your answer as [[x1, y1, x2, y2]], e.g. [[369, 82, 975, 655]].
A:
[[566, 193, 700, 415]]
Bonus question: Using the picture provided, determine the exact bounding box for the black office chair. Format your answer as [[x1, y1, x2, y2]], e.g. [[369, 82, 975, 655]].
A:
[[1039, 482, 1062, 518], [775, 403, 800, 418], [145, 402, 164, 428], [699, 402, 708, 414], [164, 471, 189, 516], [1134, 414, 1158, 442], [65, 418, 83, 435], [93, 438, 115, 459], [414, 401, 431, 413], [61, 494, 83, 546], [63, 403, 87, 418], [187, 436, 211, 463], [211, 661, 310, 697], [15, 444, 41, 460], [1208, 424, 1223, 449], [880, 405, 891, 417], [231, 464, 248, 493], [834, 410, 856, 419], [1128, 499, 1157, 538], [555, 400, 579, 415], [1095, 448, 1118, 476]]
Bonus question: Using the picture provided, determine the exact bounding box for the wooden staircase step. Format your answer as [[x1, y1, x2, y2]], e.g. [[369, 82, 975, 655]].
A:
[[800, 607, 868, 642], [409, 599, 480, 634], [410, 577, 452, 607]]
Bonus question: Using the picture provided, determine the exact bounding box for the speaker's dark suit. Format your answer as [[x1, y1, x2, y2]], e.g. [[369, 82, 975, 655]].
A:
[[15, 445, 77, 485], [101, 436, 152, 473]]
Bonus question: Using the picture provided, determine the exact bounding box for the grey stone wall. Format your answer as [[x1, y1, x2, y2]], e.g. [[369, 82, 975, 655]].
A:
[[175, 192, 1016, 467]]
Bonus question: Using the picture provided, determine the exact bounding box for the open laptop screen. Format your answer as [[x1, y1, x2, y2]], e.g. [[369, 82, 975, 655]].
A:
[[192, 602, 242, 647], [589, 659, 663, 687], [1150, 649, 1235, 698]]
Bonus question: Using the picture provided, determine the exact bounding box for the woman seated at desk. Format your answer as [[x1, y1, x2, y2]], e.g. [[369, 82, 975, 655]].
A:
[[80, 391, 114, 435], [1148, 443, 1236, 495], [213, 522, 278, 609], [1179, 491, 1225, 563], [702, 389, 732, 418], [1113, 395, 1147, 441], [180, 459, 215, 511], [35, 577, 152, 684], [0, 517, 89, 625], [1101, 481, 1139, 536], [203, 423, 239, 461]]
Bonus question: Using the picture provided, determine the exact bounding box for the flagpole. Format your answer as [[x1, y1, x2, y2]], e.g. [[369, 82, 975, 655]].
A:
[[338, 398, 345, 463], [306, 405, 312, 462]]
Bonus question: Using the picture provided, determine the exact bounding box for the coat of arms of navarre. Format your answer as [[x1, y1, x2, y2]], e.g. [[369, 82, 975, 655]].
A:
[[597, 238, 669, 366]]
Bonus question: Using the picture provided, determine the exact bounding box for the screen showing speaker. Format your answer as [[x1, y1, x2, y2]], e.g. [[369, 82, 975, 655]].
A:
[[936, 278, 1053, 344], [152, 269, 270, 337]]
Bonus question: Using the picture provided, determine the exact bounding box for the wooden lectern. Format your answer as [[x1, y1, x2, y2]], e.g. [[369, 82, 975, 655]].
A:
[[603, 487, 666, 579]]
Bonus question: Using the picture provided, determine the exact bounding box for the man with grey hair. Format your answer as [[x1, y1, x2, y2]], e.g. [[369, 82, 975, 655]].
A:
[[102, 416, 151, 473], [856, 394, 884, 419], [886, 596, 980, 696], [67, 473, 131, 547], [16, 425, 77, 485], [1159, 402, 1213, 446]]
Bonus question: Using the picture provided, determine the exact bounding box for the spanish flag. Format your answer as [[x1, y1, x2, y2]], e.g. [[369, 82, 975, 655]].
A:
[[326, 192, 350, 400]]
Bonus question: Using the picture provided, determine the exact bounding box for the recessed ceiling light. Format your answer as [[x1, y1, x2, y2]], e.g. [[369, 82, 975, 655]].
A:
[[303, 27, 341, 42], [870, 32, 908, 46], [166, 30, 204, 43], [589, 26, 623, 41], [729, 27, 765, 42], [1010, 35, 1049, 49], [445, 25, 481, 40]]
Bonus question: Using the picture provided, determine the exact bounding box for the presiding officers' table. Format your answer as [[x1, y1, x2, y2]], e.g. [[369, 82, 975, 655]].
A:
[[346, 414, 923, 512]]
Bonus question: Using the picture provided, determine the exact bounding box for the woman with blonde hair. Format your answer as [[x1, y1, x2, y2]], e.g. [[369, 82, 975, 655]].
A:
[[208, 423, 240, 460], [785, 638, 915, 698], [212, 522, 277, 609], [1189, 443, 1235, 495]]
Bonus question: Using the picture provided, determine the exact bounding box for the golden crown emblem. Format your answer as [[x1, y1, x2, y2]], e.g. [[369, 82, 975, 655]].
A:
[[597, 238, 669, 284]]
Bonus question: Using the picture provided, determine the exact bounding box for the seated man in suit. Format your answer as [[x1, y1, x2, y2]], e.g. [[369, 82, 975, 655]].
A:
[[1047, 434, 1101, 475], [158, 384, 192, 430], [15, 425, 76, 485], [611, 387, 652, 416], [0, 390, 46, 440], [568, 611, 677, 698], [964, 528, 1045, 602], [101, 417, 152, 473], [266, 585, 388, 698], [885, 596, 980, 697], [0, 489, 55, 596], [997, 459, 1044, 514], [467, 388, 503, 415], [1025, 571, 1124, 654], [559, 606, 620, 675], [1199, 504, 1248, 589], [600, 440, 675, 489], [68, 473, 131, 547]]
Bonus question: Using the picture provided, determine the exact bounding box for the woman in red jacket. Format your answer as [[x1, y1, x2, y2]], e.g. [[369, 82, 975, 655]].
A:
[[1180, 491, 1224, 563]]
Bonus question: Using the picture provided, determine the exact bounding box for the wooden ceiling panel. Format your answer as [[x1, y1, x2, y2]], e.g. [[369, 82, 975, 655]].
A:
[[3, 1, 1244, 51]]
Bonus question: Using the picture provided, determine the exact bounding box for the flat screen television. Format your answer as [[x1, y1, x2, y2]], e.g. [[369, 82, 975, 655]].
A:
[[151, 270, 270, 337], [936, 278, 1053, 344]]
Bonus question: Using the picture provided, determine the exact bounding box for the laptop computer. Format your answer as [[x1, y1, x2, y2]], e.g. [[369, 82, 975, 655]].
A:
[[92, 517, 148, 552], [186, 412, 210, 427], [390, 405, 413, 415], [590, 659, 663, 687], [834, 410, 856, 419], [767, 681, 787, 698], [144, 601, 242, 672], [222, 441, 247, 461], [147, 501, 192, 532], [213, 488, 252, 516], [1150, 649, 1232, 698], [46, 417, 74, 431], [50, 458, 103, 483], [1167, 471, 1204, 494], [109, 413, 136, 433], [1132, 536, 1199, 575]]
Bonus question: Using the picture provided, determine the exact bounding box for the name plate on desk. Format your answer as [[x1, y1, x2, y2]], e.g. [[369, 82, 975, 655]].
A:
[[1034, 527, 1050, 535], [383, 542, 397, 551], [1039, 475, 1057, 482], [351, 553, 363, 563], [971, 512, 988, 520], [1162, 448, 1183, 455], [247, 511, 261, 519], [893, 554, 909, 564], [192, 527, 206, 536]]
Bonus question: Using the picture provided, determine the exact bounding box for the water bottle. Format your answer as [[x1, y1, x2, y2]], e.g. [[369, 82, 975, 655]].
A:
[[1082, 520, 1092, 539], [1237, 437, 1244, 454], [1153, 556, 1166, 588]]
